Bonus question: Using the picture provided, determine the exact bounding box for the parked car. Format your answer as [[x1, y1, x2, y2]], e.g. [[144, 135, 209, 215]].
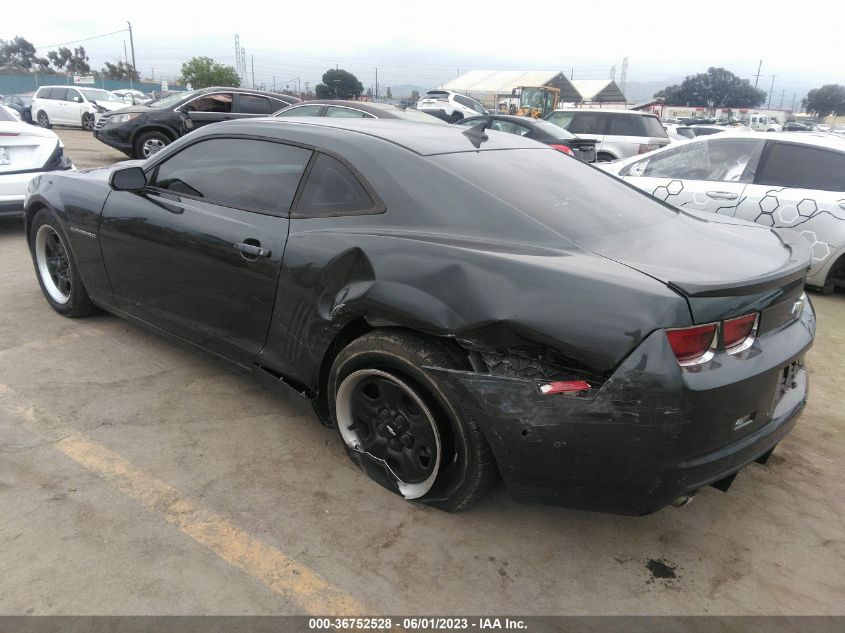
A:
[[416, 90, 487, 122], [93, 87, 300, 159], [782, 122, 813, 132], [31, 86, 128, 130], [601, 132, 845, 292], [1, 94, 33, 124], [0, 106, 72, 216], [24, 118, 814, 514], [274, 100, 446, 123], [454, 114, 597, 162], [111, 89, 153, 106], [746, 114, 783, 132], [545, 108, 670, 161]]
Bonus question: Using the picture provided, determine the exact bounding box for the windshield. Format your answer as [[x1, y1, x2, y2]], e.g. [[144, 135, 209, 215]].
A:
[[150, 92, 193, 110], [432, 149, 677, 240], [529, 119, 576, 139], [79, 89, 123, 103]]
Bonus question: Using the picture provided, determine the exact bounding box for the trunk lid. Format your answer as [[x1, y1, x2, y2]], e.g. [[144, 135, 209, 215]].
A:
[[575, 211, 811, 323]]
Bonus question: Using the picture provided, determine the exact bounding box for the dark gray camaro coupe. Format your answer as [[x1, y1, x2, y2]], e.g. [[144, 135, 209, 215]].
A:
[[24, 118, 815, 514]]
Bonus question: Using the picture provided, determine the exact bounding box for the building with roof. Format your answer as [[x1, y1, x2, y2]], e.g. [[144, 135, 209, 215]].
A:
[[569, 80, 627, 104], [439, 70, 583, 104]]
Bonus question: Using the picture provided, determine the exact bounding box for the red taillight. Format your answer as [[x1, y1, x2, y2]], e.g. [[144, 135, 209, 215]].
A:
[[539, 380, 591, 395], [724, 314, 757, 351], [550, 144, 575, 156], [665, 324, 718, 365]]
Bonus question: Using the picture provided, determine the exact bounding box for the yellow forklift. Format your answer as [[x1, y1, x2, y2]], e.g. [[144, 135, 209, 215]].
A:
[[506, 86, 560, 118]]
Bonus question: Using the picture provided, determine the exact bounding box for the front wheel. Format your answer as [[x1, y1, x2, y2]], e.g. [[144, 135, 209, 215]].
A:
[[29, 209, 97, 317], [37, 111, 52, 129], [133, 131, 170, 159], [328, 330, 496, 511], [81, 112, 94, 131]]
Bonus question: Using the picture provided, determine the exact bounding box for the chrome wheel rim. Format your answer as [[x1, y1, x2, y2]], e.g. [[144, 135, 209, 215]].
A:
[[38, 112, 48, 127], [35, 224, 71, 304], [142, 138, 165, 158], [336, 369, 441, 499], [82, 113, 93, 130]]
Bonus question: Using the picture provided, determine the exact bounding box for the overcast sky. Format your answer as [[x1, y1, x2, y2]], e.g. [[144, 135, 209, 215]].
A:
[[4, 0, 843, 96]]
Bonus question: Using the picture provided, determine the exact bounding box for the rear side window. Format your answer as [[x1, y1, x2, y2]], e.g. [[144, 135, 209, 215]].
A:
[[151, 138, 312, 214], [276, 104, 323, 117], [454, 95, 486, 114], [50, 88, 68, 101], [758, 143, 845, 191], [325, 106, 373, 118], [238, 94, 273, 114], [639, 115, 669, 138], [36, 87, 52, 99], [568, 112, 605, 135], [606, 114, 640, 136], [295, 154, 377, 215]]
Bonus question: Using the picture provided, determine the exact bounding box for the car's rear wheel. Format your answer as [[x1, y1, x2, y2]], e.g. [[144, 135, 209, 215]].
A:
[[133, 131, 170, 159], [29, 210, 97, 317], [328, 330, 496, 512], [81, 112, 94, 131], [37, 111, 51, 129]]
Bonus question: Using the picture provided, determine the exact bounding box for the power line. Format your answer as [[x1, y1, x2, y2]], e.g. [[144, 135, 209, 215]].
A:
[[36, 29, 128, 50]]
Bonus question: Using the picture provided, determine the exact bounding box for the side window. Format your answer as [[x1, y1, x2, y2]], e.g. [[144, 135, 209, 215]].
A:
[[325, 106, 373, 118], [238, 94, 273, 114], [185, 93, 233, 113], [454, 95, 485, 114], [295, 153, 377, 215], [702, 138, 765, 182], [568, 113, 604, 135], [151, 138, 312, 214], [50, 88, 68, 101], [627, 138, 763, 182], [758, 143, 845, 191], [545, 111, 575, 129], [36, 88, 51, 99], [66, 89, 82, 103], [456, 118, 484, 127], [276, 104, 323, 117], [489, 119, 530, 136], [606, 114, 639, 136], [627, 142, 710, 179]]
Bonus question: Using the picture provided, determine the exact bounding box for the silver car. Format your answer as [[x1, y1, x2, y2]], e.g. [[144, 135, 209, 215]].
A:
[[601, 132, 845, 292], [545, 108, 669, 161]]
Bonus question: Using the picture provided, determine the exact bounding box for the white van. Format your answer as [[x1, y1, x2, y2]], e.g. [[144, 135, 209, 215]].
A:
[[746, 114, 783, 132], [32, 86, 127, 130]]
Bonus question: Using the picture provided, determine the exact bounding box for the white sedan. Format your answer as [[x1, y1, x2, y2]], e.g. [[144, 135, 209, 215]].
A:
[[0, 106, 73, 216], [601, 131, 845, 292]]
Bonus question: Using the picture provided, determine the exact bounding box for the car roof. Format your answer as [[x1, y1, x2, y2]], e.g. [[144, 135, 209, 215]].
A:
[[192, 86, 299, 101], [665, 130, 845, 152], [551, 108, 654, 116], [280, 100, 409, 117], [217, 117, 544, 156]]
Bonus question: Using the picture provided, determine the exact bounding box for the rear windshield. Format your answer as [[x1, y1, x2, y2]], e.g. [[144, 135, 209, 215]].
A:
[[432, 148, 677, 240]]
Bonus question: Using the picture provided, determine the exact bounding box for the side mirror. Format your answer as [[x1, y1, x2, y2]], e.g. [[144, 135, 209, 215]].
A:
[[110, 166, 147, 192]]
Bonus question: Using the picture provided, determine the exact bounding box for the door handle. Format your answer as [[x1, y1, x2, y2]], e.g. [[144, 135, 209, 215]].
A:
[[706, 191, 739, 201], [234, 242, 271, 258]]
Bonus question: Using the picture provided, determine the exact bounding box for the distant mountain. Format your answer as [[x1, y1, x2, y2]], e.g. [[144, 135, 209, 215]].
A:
[[621, 79, 682, 104]]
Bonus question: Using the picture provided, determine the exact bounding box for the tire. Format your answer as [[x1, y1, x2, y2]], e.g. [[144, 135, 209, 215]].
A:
[[81, 112, 94, 131], [29, 209, 97, 318], [448, 111, 463, 123], [328, 330, 496, 512], [37, 111, 52, 129], [819, 255, 845, 294], [133, 130, 170, 160]]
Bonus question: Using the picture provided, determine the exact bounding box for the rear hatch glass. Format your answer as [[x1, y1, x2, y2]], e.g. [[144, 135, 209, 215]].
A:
[[640, 115, 669, 139]]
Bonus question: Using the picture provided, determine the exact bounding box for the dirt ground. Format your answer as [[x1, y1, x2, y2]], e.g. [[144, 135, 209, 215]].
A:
[[0, 129, 842, 615]]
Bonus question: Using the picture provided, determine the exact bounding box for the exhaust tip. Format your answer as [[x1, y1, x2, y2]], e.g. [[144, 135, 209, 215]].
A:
[[672, 493, 697, 508]]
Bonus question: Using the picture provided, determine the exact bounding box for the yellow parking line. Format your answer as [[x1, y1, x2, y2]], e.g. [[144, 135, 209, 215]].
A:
[[0, 383, 368, 615]]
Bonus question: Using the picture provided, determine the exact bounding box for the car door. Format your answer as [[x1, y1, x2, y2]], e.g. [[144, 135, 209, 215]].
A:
[[180, 92, 235, 130], [64, 88, 86, 126], [734, 140, 845, 275], [46, 87, 69, 124], [99, 136, 313, 365], [620, 137, 765, 214]]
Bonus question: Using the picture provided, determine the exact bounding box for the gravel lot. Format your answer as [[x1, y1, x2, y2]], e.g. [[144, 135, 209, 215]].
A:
[[0, 128, 843, 615]]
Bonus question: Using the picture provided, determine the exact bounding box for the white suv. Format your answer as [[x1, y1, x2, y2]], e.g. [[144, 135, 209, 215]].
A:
[[32, 86, 127, 130], [746, 114, 783, 132], [417, 90, 487, 122]]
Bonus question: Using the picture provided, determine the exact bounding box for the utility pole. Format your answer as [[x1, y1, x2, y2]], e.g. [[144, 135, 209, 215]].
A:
[[767, 75, 776, 109], [620, 57, 629, 94], [609, 65, 616, 81], [778, 89, 785, 110], [753, 60, 763, 88], [127, 21, 136, 75], [251, 55, 255, 90], [375, 67, 378, 100], [570, 67, 574, 80]]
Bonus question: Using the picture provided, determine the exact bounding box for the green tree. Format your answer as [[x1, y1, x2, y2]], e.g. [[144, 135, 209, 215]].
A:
[[179, 56, 240, 89], [315, 69, 363, 99], [46, 46, 91, 75], [101, 60, 140, 82], [0, 36, 48, 70], [803, 84, 845, 118], [654, 67, 765, 108], [385, 86, 393, 99]]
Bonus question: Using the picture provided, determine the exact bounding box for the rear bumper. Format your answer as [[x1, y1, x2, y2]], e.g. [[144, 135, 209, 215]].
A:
[[0, 171, 45, 216], [426, 301, 815, 515]]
